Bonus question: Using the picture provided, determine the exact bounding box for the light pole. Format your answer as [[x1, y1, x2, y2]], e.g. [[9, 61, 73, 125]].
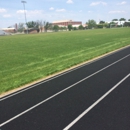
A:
[[21, 1, 28, 34]]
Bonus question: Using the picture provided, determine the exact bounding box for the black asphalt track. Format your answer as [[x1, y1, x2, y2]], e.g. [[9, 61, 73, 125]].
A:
[[0, 46, 130, 130], [70, 77, 130, 130]]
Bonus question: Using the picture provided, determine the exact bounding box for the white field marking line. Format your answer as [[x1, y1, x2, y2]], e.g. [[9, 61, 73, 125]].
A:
[[0, 55, 130, 127], [63, 73, 130, 130], [0, 46, 129, 101]]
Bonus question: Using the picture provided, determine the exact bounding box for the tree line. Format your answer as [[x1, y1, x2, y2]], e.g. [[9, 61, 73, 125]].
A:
[[17, 20, 51, 33], [17, 18, 130, 33], [86, 18, 130, 29]]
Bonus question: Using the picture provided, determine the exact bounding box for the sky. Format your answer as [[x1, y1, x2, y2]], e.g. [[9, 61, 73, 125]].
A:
[[0, 0, 130, 28]]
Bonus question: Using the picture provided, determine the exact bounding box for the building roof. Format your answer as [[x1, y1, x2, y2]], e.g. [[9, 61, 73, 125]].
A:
[[2, 28, 15, 30], [52, 20, 72, 23]]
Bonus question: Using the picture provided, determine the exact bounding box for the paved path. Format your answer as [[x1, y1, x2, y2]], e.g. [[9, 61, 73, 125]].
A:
[[0, 46, 130, 130]]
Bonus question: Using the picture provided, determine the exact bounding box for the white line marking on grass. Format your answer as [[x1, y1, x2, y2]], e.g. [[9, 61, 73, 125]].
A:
[[63, 73, 130, 130], [1, 46, 129, 100], [0, 54, 129, 127]]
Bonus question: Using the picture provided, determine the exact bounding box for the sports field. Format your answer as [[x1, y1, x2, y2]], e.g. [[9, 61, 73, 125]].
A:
[[0, 28, 130, 94]]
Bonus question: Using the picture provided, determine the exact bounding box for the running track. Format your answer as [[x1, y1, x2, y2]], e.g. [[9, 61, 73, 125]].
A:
[[0, 46, 130, 130]]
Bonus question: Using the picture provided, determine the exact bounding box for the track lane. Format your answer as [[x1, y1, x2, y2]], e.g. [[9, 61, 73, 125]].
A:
[[0, 47, 129, 125], [64, 74, 130, 130], [0, 46, 130, 129], [70, 76, 130, 130], [0, 47, 130, 123]]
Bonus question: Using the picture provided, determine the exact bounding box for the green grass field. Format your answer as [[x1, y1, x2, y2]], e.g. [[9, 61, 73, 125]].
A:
[[0, 28, 130, 94]]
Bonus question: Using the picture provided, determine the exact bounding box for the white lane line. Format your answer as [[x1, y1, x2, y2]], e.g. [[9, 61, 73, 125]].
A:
[[63, 73, 130, 130], [1, 46, 129, 100], [0, 54, 129, 127]]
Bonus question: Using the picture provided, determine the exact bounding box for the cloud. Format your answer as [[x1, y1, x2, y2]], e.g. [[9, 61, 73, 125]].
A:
[[0, 8, 7, 13], [90, 1, 107, 6], [16, 9, 44, 20], [3, 14, 11, 18], [117, 1, 127, 5], [17, 10, 43, 16], [17, 10, 26, 14], [28, 10, 43, 15], [56, 9, 66, 12], [109, 10, 126, 14], [66, 0, 73, 4], [49, 7, 54, 10]]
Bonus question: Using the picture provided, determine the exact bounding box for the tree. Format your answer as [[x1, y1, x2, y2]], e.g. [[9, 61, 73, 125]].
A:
[[97, 24, 103, 28], [63, 26, 67, 30], [78, 25, 84, 30], [124, 22, 130, 27], [104, 23, 109, 28], [73, 27, 77, 30], [25, 21, 40, 33], [109, 22, 117, 28], [128, 19, 130, 21], [26, 21, 38, 28], [99, 21, 105, 24], [37, 20, 44, 32], [112, 19, 118, 21], [17, 23, 24, 32], [53, 25, 59, 32], [98, 21, 105, 28], [119, 18, 126, 21], [59, 27, 64, 31], [44, 21, 51, 32], [86, 20, 96, 29], [68, 24, 72, 31], [119, 18, 126, 26]]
